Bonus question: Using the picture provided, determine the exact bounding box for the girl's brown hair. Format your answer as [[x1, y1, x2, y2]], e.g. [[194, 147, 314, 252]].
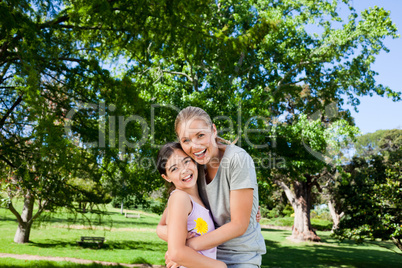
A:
[[156, 142, 184, 193], [156, 142, 183, 175]]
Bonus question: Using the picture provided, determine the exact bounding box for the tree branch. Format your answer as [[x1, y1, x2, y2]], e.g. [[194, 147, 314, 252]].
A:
[[30, 200, 48, 224], [40, 15, 69, 28], [7, 201, 24, 225], [0, 94, 24, 129], [0, 61, 12, 84], [277, 60, 311, 91], [274, 178, 296, 207], [58, 57, 85, 63], [0, 155, 15, 168], [162, 70, 193, 82]]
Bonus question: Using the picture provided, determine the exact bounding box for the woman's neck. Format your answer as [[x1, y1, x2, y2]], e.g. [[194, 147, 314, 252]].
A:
[[205, 145, 227, 183]]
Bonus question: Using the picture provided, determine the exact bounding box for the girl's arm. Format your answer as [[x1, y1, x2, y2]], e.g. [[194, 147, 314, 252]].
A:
[[167, 191, 227, 268], [157, 207, 197, 242], [156, 207, 168, 242], [186, 188, 253, 252]]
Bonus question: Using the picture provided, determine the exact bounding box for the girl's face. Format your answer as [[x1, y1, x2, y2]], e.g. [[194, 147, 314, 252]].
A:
[[176, 118, 219, 165], [162, 149, 198, 191]]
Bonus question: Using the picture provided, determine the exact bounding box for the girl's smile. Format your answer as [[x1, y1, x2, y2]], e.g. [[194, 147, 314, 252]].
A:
[[162, 149, 198, 192]]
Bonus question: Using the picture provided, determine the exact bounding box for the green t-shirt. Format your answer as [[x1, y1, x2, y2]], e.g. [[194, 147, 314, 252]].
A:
[[197, 145, 266, 266]]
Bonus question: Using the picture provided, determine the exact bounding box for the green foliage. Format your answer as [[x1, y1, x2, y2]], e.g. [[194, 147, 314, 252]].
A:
[[311, 206, 332, 222], [354, 129, 402, 160], [68, 177, 112, 207], [1, 0, 401, 245], [282, 204, 294, 217], [333, 152, 402, 250], [150, 201, 166, 215]]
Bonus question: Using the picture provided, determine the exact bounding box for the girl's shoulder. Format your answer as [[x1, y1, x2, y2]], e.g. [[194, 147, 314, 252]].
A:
[[169, 189, 190, 199], [166, 190, 193, 223], [168, 190, 192, 211]]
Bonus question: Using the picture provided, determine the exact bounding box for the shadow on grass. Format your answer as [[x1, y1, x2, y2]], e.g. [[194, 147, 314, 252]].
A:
[[0, 260, 126, 268], [31, 239, 167, 252], [261, 239, 402, 268], [104, 240, 167, 251], [0, 217, 17, 223], [261, 228, 291, 232]]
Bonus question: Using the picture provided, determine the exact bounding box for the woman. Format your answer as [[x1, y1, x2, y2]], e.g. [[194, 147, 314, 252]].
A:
[[157, 106, 266, 268]]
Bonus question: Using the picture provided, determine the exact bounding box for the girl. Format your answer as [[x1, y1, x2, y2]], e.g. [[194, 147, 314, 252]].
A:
[[158, 106, 266, 268], [156, 142, 227, 268]]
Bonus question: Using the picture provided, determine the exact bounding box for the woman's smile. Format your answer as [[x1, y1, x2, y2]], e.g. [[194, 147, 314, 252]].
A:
[[177, 118, 219, 165], [193, 148, 207, 159]]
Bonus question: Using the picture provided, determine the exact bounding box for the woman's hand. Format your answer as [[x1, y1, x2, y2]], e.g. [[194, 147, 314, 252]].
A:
[[187, 231, 196, 240], [256, 206, 261, 223], [185, 235, 200, 251]]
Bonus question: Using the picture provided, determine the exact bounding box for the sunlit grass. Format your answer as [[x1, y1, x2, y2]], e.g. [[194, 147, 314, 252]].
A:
[[1, 204, 401, 267], [0, 258, 127, 267], [260, 227, 401, 267], [260, 216, 333, 231], [0, 205, 166, 265]]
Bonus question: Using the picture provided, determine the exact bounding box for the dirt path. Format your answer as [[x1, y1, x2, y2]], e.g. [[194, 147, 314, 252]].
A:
[[260, 224, 292, 230], [0, 253, 165, 268]]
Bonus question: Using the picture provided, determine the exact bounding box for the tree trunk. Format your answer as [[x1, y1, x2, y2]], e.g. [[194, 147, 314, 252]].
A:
[[13, 193, 34, 243], [121, 201, 124, 215], [291, 180, 321, 242], [328, 199, 344, 232], [82, 202, 87, 213], [275, 177, 320, 242], [391, 237, 402, 252]]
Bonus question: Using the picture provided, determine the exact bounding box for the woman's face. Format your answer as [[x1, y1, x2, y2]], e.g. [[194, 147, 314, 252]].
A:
[[162, 149, 198, 191], [176, 118, 218, 165]]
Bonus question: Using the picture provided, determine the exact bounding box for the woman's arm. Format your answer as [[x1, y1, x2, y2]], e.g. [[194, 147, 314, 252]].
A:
[[167, 191, 227, 268], [186, 188, 253, 252]]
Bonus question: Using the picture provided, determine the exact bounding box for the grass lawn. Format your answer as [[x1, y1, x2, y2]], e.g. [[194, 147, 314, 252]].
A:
[[1, 205, 401, 267], [0, 205, 166, 265], [0, 258, 126, 267], [261, 228, 401, 267], [260, 216, 333, 231]]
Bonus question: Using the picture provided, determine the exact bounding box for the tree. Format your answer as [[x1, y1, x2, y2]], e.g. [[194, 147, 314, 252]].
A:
[[1, 0, 239, 243], [2, 0, 401, 244], [354, 129, 402, 158], [265, 112, 358, 241], [333, 154, 402, 251], [0, 121, 102, 243], [117, 0, 400, 241], [332, 129, 402, 251]]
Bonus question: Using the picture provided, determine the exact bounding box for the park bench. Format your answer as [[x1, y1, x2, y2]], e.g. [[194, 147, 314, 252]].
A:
[[125, 212, 141, 218], [77, 236, 105, 249]]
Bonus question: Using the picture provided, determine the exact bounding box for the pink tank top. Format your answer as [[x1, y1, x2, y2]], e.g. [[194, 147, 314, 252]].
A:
[[187, 195, 217, 260], [170, 190, 217, 260]]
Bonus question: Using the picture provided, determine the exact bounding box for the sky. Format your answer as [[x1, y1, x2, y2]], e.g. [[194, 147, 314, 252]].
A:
[[342, 0, 402, 134]]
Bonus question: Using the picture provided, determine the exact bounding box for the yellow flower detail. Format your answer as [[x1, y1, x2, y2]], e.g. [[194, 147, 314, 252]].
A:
[[193, 217, 208, 235]]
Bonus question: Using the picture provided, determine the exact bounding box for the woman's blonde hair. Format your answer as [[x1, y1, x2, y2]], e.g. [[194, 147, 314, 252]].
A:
[[174, 106, 237, 145]]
